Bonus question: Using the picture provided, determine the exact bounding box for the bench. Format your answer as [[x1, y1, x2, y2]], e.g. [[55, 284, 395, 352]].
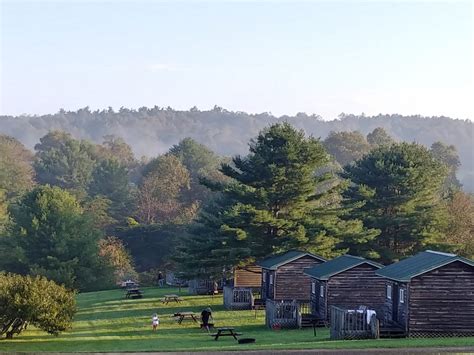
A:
[[210, 327, 242, 340]]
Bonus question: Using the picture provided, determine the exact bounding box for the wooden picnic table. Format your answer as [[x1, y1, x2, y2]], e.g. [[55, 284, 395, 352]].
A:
[[210, 327, 242, 341], [161, 294, 183, 304], [125, 288, 143, 299], [175, 311, 198, 324]]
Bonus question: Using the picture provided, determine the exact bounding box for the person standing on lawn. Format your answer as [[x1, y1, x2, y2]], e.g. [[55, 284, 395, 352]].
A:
[[201, 307, 213, 332], [152, 313, 159, 331], [157, 272, 164, 287]]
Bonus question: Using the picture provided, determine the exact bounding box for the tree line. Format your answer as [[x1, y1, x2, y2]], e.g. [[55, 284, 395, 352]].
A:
[[0, 124, 472, 294], [1, 107, 473, 192]]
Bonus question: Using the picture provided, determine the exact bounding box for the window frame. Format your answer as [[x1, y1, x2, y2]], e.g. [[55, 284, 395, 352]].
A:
[[269, 274, 273, 285], [320, 285, 324, 298], [399, 288, 405, 303], [387, 284, 392, 299], [311, 282, 316, 294]]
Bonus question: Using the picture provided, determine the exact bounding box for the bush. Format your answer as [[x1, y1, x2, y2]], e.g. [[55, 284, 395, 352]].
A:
[[0, 273, 76, 338]]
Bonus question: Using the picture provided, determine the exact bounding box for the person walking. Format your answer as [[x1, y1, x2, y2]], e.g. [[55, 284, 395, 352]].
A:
[[201, 307, 213, 332], [152, 313, 159, 331]]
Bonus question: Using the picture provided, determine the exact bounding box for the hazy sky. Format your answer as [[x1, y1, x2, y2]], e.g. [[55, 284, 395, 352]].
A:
[[1, 1, 472, 119]]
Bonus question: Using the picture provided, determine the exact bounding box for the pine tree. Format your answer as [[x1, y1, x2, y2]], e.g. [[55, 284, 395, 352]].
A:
[[342, 142, 448, 263], [176, 123, 376, 278]]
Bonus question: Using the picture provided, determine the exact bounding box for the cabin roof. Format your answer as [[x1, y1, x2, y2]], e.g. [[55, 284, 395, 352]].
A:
[[304, 254, 383, 280], [376, 250, 474, 282], [257, 250, 326, 270]]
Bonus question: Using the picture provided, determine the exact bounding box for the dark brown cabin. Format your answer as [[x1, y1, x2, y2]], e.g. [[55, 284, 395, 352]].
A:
[[257, 250, 326, 301], [376, 250, 474, 337], [304, 254, 386, 322]]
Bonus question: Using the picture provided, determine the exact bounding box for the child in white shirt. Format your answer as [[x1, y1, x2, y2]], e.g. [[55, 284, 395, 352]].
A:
[[152, 313, 159, 331]]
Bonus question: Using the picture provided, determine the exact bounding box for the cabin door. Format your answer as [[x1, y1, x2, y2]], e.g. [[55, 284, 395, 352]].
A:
[[392, 283, 399, 323]]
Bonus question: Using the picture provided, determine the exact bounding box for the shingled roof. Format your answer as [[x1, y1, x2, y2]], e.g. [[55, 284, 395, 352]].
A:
[[304, 254, 383, 280], [376, 250, 474, 282], [257, 250, 326, 270]]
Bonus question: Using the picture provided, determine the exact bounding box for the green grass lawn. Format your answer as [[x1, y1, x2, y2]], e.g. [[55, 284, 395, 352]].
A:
[[1, 286, 473, 352]]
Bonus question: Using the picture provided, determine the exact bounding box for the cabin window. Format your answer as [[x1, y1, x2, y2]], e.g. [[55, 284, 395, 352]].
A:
[[311, 282, 316, 294], [399, 288, 405, 303], [269, 274, 273, 285], [320, 285, 324, 298], [387, 285, 392, 299]]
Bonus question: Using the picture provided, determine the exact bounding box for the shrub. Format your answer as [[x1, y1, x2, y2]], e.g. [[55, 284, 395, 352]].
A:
[[0, 273, 76, 338]]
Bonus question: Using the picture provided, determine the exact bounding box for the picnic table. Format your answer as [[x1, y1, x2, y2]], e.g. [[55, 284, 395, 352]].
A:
[[125, 288, 143, 299], [174, 311, 198, 324], [161, 294, 183, 304], [210, 327, 242, 341]]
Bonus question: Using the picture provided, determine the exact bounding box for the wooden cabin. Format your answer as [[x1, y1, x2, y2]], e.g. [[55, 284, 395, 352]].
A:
[[376, 250, 474, 337], [304, 255, 386, 322], [257, 250, 326, 328], [257, 250, 326, 302], [223, 265, 262, 310]]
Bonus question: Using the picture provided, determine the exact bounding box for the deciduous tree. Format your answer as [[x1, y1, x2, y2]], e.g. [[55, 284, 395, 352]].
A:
[[34, 131, 96, 193], [0, 135, 35, 200], [137, 155, 194, 224], [323, 131, 371, 167], [0, 273, 76, 339]]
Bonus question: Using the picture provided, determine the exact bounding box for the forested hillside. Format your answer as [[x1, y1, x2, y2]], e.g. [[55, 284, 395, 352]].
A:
[[0, 107, 472, 190]]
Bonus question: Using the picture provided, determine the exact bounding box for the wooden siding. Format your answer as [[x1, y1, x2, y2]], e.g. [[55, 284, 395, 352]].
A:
[[234, 266, 262, 288], [274, 255, 323, 301], [310, 264, 386, 321], [408, 261, 474, 335]]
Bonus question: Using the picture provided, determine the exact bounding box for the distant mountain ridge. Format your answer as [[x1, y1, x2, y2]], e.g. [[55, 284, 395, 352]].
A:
[[1, 107, 472, 190]]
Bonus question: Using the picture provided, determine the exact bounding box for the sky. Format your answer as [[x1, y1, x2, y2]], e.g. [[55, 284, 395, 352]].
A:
[[0, 1, 472, 120]]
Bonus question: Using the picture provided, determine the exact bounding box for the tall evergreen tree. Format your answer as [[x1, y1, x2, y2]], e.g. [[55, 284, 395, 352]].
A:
[[342, 143, 448, 263], [176, 123, 375, 278], [0, 185, 113, 290]]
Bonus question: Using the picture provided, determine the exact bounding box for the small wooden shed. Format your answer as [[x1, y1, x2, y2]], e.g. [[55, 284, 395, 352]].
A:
[[376, 250, 474, 337], [257, 250, 326, 302], [304, 255, 386, 322]]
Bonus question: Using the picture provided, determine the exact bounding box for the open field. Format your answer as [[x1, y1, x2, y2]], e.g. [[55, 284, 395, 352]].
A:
[[1, 287, 474, 352]]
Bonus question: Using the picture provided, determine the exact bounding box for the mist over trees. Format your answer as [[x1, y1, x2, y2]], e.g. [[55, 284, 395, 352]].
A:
[[0, 107, 472, 191], [0, 110, 472, 292]]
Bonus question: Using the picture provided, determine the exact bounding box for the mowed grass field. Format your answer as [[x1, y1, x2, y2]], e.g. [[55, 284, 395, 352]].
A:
[[1, 286, 474, 352]]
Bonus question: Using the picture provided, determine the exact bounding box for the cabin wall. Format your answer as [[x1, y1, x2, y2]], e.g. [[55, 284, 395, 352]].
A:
[[274, 256, 323, 301], [234, 266, 262, 288], [326, 264, 386, 319], [408, 261, 474, 336]]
